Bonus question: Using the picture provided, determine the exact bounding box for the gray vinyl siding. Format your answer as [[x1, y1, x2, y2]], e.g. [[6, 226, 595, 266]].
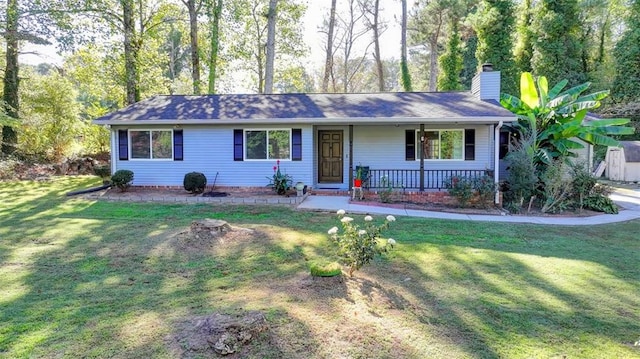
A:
[[112, 125, 314, 187], [352, 125, 494, 171]]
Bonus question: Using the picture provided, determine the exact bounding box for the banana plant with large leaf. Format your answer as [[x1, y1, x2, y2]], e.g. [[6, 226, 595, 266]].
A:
[[500, 72, 634, 168]]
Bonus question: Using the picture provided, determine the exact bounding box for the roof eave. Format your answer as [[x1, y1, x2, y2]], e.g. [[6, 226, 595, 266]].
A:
[[93, 116, 516, 126]]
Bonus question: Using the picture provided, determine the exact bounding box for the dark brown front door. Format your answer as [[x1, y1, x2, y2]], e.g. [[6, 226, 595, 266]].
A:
[[318, 130, 343, 183]]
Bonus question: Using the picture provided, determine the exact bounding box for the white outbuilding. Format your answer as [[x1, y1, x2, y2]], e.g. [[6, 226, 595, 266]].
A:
[[605, 141, 640, 182]]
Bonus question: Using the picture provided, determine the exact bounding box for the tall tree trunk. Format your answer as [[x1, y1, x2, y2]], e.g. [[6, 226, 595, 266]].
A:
[[264, 0, 278, 94], [207, 0, 223, 93], [372, 0, 384, 91], [123, 0, 139, 104], [2, 0, 19, 154], [322, 0, 337, 92], [400, 0, 412, 91], [428, 38, 438, 91], [428, 13, 443, 92], [186, 0, 201, 94]]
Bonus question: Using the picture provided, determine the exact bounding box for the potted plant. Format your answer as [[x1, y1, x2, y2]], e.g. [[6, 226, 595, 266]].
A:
[[354, 167, 363, 187]]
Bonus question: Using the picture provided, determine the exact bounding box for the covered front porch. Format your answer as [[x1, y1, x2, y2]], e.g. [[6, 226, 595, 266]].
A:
[[314, 122, 506, 202]]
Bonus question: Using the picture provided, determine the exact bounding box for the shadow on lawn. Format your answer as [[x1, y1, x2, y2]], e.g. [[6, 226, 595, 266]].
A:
[[1, 179, 639, 358], [0, 199, 330, 357]]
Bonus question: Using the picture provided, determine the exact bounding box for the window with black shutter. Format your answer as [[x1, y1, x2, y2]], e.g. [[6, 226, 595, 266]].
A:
[[118, 130, 128, 160], [173, 129, 183, 161], [405, 130, 416, 161], [233, 129, 243, 161], [464, 129, 475, 161], [292, 129, 302, 161]]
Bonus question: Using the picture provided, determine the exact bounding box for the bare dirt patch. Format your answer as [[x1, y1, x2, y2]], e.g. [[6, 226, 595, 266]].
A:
[[172, 219, 258, 252], [168, 311, 269, 358]]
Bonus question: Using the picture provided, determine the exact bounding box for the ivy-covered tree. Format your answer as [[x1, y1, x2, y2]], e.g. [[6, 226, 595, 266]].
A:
[[514, 0, 534, 73], [612, 0, 640, 104], [460, 33, 477, 89], [530, 0, 585, 87], [469, 0, 518, 95], [437, 20, 462, 91]]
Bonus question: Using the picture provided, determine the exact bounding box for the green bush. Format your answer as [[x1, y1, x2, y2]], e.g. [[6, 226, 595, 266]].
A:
[[183, 172, 207, 193], [445, 176, 474, 207], [93, 165, 111, 179], [111, 170, 134, 192], [570, 161, 597, 211], [504, 134, 538, 208], [473, 175, 497, 208], [309, 261, 342, 277]]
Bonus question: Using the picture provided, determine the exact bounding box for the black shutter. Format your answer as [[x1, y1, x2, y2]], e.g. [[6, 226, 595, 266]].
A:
[[292, 128, 302, 161], [173, 129, 183, 161], [233, 129, 243, 161], [405, 130, 416, 161], [118, 130, 128, 161], [465, 129, 475, 161]]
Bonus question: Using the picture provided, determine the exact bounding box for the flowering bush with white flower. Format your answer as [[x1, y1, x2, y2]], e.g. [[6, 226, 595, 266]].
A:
[[327, 209, 397, 276]]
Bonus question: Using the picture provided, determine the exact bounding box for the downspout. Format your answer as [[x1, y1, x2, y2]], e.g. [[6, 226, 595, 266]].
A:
[[494, 121, 503, 204]]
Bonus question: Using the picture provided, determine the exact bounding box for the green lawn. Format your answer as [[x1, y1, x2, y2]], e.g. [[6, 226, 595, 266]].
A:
[[1, 177, 639, 358]]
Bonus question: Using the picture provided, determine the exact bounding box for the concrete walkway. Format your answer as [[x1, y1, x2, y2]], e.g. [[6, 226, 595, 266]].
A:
[[297, 188, 640, 226]]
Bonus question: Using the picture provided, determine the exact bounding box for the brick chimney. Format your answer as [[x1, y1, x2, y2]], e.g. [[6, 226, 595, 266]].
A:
[[471, 63, 501, 101]]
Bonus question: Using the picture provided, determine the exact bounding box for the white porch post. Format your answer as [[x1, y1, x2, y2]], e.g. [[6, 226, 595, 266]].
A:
[[494, 121, 503, 204]]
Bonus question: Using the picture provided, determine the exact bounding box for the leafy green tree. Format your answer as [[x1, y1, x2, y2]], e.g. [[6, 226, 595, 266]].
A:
[[469, 0, 518, 95], [226, 0, 306, 93], [19, 70, 82, 161], [612, 0, 640, 103], [501, 72, 634, 167], [437, 20, 463, 91], [530, 0, 585, 87]]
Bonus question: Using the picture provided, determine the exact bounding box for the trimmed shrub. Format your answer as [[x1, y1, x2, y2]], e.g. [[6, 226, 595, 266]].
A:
[[111, 169, 134, 192], [183, 172, 207, 193], [309, 261, 342, 277]]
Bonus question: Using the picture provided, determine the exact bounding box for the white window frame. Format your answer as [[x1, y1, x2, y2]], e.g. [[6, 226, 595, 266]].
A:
[[129, 129, 174, 161], [244, 128, 292, 161], [415, 129, 465, 161]]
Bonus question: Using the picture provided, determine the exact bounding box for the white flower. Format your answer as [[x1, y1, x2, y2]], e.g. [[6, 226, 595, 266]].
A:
[[340, 216, 354, 223], [386, 215, 396, 222], [328, 226, 338, 235], [387, 238, 396, 245], [337, 209, 346, 216], [358, 229, 367, 236], [364, 215, 373, 222]]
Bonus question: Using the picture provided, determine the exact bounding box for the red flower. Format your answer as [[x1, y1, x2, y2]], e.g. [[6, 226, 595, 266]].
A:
[[273, 166, 277, 171], [277, 160, 280, 165]]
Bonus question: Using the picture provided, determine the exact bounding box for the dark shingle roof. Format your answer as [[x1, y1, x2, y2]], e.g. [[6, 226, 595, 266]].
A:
[[94, 92, 514, 125], [621, 141, 640, 163]]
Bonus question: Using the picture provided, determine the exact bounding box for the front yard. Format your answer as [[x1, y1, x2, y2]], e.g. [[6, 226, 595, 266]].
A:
[[1, 177, 639, 358]]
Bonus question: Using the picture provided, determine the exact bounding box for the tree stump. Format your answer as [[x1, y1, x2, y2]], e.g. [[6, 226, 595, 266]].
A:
[[171, 311, 268, 356], [190, 219, 232, 240]]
